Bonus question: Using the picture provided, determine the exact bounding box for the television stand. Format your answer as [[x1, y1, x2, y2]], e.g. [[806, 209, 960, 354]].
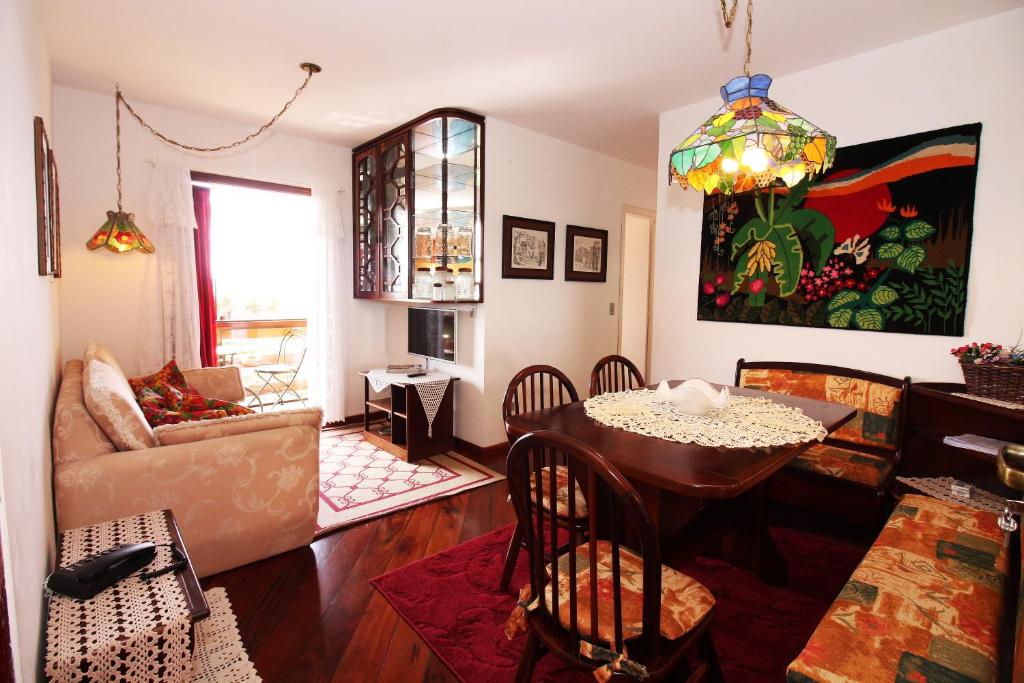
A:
[[359, 370, 459, 461]]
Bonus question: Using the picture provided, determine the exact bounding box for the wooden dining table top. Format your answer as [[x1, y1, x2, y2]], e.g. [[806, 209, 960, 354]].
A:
[[505, 382, 857, 500]]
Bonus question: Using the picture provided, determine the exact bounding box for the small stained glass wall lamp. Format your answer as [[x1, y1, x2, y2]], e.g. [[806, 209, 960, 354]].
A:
[[668, 0, 836, 195]]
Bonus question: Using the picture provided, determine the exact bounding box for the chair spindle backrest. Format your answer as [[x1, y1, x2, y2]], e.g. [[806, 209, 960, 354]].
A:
[[589, 355, 646, 397], [502, 365, 579, 441], [507, 430, 661, 657]]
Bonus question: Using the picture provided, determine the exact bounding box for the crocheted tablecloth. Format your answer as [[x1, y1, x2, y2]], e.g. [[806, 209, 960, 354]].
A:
[[583, 389, 828, 448], [366, 368, 451, 437], [45, 511, 194, 682]]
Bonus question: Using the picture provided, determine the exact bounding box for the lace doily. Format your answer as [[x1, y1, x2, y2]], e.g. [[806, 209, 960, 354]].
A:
[[366, 369, 451, 437], [45, 511, 193, 682], [583, 389, 828, 448], [193, 588, 260, 682]]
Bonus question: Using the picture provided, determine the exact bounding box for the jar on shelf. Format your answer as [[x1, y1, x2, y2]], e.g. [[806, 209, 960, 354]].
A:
[[413, 268, 432, 299], [432, 267, 449, 289], [431, 283, 444, 302], [456, 268, 475, 301], [442, 271, 457, 302]]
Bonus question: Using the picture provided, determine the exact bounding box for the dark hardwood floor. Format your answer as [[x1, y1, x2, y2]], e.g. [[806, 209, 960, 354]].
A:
[[202, 442, 512, 683]]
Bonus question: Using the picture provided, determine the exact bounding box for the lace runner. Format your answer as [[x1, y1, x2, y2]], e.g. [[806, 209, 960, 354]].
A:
[[583, 389, 828, 448], [366, 368, 452, 437], [895, 476, 1008, 514], [951, 392, 1024, 410], [45, 511, 193, 682]]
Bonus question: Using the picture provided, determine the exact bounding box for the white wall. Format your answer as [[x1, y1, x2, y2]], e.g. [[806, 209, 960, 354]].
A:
[[620, 211, 654, 376], [53, 85, 387, 417], [387, 120, 657, 446], [652, 9, 1024, 387], [0, 0, 60, 678]]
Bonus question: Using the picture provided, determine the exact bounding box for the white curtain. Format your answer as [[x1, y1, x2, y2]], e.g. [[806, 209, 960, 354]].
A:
[[138, 164, 202, 373], [306, 185, 348, 423]]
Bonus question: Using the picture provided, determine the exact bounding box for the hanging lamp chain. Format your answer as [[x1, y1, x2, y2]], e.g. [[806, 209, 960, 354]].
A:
[[115, 83, 123, 212], [114, 62, 321, 155], [719, 0, 754, 77]]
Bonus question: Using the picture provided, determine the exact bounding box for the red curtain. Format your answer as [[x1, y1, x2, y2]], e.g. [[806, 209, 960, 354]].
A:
[[193, 186, 218, 367]]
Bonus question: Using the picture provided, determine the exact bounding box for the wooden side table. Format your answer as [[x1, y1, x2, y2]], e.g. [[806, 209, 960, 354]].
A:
[[359, 370, 459, 461], [43, 509, 208, 682]]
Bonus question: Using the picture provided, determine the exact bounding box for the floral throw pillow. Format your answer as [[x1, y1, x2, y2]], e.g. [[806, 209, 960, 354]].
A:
[[130, 360, 253, 428]]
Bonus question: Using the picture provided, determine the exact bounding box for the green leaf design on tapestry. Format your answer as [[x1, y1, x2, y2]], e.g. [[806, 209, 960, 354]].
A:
[[731, 217, 766, 260], [854, 308, 884, 331], [828, 309, 852, 328], [732, 251, 751, 293], [828, 290, 861, 310], [871, 286, 899, 306], [879, 224, 901, 241], [904, 220, 936, 241], [877, 243, 904, 259], [896, 245, 926, 273], [765, 224, 803, 297], [788, 208, 835, 272]]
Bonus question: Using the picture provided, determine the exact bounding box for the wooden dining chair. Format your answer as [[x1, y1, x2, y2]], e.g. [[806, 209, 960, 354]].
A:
[[589, 354, 646, 397], [499, 365, 583, 593], [505, 430, 722, 682]]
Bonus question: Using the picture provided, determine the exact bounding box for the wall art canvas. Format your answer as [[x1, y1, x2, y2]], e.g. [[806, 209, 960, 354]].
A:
[[34, 116, 62, 277], [503, 215, 555, 279], [565, 225, 608, 282], [697, 123, 981, 335]]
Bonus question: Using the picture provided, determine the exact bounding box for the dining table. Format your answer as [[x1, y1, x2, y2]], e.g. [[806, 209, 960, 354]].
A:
[[505, 381, 857, 586]]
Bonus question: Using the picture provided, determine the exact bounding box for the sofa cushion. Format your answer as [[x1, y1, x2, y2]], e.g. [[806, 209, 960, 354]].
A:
[[52, 360, 117, 465], [788, 442, 894, 488], [787, 494, 1009, 683], [154, 407, 322, 446], [82, 360, 156, 451], [129, 360, 253, 428], [83, 342, 126, 380], [739, 367, 902, 450]]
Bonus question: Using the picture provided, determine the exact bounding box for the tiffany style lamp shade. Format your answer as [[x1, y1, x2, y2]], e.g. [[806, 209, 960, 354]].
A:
[[86, 210, 156, 254], [669, 74, 836, 195]]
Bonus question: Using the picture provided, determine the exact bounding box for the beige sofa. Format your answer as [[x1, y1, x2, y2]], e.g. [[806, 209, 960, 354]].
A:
[[52, 345, 322, 577]]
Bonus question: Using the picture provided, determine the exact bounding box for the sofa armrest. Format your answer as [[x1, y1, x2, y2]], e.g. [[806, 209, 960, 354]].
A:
[[182, 366, 245, 403], [53, 424, 319, 577], [153, 407, 323, 446]]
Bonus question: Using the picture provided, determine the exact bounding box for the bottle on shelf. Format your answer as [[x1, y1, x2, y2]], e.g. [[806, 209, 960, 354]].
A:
[[413, 268, 433, 299], [456, 268, 474, 301], [431, 282, 444, 302]]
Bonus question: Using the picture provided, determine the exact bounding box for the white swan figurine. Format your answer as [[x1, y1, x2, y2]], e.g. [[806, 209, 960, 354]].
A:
[[654, 379, 730, 415]]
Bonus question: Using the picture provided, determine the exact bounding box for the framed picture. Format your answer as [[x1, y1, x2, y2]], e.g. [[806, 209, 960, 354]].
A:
[[565, 225, 608, 282], [34, 116, 61, 277], [502, 215, 555, 279]]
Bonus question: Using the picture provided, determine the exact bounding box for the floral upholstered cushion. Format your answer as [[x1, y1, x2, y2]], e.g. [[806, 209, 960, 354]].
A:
[[529, 465, 589, 520], [787, 494, 1009, 683], [82, 360, 156, 451], [788, 442, 894, 488], [739, 367, 902, 450], [129, 360, 253, 428], [540, 540, 714, 643]]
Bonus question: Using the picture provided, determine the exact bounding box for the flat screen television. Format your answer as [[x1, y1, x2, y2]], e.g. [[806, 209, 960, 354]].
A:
[[408, 308, 456, 363]]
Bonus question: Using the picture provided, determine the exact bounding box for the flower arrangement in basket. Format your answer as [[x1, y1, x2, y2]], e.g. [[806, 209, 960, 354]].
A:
[[950, 342, 1024, 403]]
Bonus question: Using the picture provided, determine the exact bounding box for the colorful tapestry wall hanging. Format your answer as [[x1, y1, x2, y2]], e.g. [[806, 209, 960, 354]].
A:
[[697, 123, 981, 335]]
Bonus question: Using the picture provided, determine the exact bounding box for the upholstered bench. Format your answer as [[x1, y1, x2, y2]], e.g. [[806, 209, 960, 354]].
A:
[[788, 494, 1013, 682], [736, 359, 909, 523]]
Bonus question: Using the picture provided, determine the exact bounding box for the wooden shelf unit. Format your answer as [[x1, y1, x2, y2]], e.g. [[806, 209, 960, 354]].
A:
[[360, 371, 458, 461]]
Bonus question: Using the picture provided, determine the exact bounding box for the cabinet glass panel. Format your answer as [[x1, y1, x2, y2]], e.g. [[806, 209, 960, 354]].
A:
[[447, 117, 481, 297], [356, 153, 377, 294], [413, 117, 443, 272], [380, 136, 409, 296]]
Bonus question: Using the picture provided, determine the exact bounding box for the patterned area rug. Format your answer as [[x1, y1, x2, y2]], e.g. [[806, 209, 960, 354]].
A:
[[316, 431, 503, 535], [371, 524, 865, 682]]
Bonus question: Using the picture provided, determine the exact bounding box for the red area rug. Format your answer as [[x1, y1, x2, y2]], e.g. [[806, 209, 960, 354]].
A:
[[371, 523, 864, 682]]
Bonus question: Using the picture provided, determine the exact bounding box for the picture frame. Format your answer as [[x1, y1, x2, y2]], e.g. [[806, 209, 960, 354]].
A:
[[565, 225, 608, 282], [502, 215, 555, 279], [34, 116, 61, 277]]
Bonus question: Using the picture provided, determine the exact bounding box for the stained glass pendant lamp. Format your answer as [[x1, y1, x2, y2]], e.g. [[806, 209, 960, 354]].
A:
[[669, 0, 836, 195], [86, 88, 155, 253]]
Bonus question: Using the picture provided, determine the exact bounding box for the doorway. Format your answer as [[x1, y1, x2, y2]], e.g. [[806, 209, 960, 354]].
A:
[[618, 206, 656, 379]]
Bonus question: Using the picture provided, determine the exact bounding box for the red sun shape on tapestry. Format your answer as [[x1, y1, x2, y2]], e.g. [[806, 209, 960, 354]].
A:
[[802, 169, 892, 244]]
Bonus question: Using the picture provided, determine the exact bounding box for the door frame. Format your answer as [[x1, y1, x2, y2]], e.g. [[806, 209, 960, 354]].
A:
[[616, 205, 657, 380]]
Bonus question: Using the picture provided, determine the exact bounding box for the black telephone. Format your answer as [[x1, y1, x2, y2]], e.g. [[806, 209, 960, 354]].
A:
[[47, 542, 157, 600]]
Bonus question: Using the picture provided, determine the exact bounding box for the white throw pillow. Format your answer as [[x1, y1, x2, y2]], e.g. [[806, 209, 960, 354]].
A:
[[82, 359, 155, 451]]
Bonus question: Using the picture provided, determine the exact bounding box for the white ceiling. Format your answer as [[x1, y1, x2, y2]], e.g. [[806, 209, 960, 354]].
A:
[[42, 0, 1022, 168]]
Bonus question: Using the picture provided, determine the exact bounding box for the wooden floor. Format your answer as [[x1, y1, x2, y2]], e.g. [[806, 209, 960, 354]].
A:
[[202, 443, 511, 683]]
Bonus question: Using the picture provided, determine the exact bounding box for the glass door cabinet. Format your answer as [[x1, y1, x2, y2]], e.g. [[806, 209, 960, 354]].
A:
[[353, 108, 484, 302]]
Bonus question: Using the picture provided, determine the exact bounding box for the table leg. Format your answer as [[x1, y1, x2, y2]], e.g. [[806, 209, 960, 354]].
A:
[[728, 483, 788, 587], [363, 377, 370, 431]]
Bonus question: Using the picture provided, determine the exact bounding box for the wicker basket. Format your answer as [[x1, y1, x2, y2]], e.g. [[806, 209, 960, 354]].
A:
[[960, 361, 1024, 403]]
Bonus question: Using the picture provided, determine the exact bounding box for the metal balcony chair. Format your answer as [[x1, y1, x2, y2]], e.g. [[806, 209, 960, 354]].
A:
[[248, 327, 307, 411]]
